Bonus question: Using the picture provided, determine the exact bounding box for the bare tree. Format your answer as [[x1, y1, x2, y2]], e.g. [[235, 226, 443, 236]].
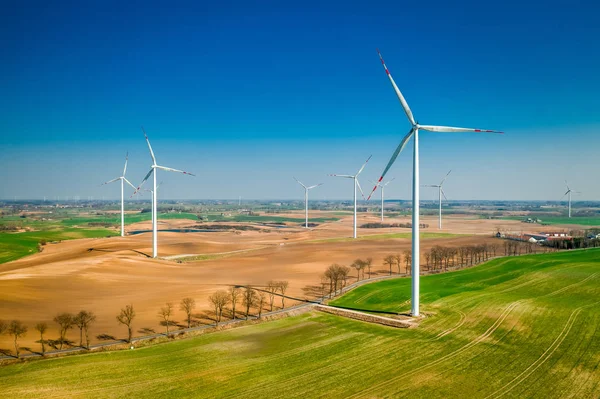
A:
[[180, 297, 196, 328], [8, 320, 27, 358], [257, 291, 266, 318], [350, 259, 364, 281], [53, 312, 74, 350], [82, 312, 96, 349], [403, 250, 412, 274], [116, 304, 136, 343], [365, 257, 373, 279], [208, 290, 229, 325], [158, 302, 174, 335], [242, 287, 258, 319], [266, 281, 278, 311], [229, 287, 240, 319], [35, 322, 48, 355], [278, 281, 289, 309], [383, 255, 395, 276], [0, 320, 7, 336], [393, 254, 402, 274], [74, 310, 95, 348]]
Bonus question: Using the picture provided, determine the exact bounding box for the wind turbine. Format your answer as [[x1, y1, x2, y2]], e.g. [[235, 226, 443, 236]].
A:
[[133, 181, 164, 228], [294, 178, 323, 228], [370, 177, 395, 222], [330, 155, 371, 238], [101, 153, 137, 237], [368, 50, 502, 316], [134, 127, 195, 258], [561, 181, 579, 218], [423, 170, 451, 230]]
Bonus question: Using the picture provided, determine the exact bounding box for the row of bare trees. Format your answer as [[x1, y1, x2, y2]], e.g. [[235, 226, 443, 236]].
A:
[[0, 283, 290, 359]]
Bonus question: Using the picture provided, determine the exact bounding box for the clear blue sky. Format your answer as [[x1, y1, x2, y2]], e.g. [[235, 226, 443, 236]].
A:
[[1, 0, 599, 201]]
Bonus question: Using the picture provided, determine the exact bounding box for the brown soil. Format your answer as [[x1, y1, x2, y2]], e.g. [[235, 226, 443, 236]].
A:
[[0, 211, 523, 350]]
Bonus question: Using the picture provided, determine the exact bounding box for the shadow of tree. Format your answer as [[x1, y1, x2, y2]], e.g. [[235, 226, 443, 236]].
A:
[[138, 328, 156, 335], [96, 334, 117, 341]]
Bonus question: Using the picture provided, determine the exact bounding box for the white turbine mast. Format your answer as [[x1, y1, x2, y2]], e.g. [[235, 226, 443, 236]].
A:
[[370, 177, 395, 222], [423, 170, 451, 229], [101, 152, 137, 237], [561, 181, 580, 218], [368, 49, 502, 316], [294, 177, 323, 228], [330, 155, 371, 238], [133, 127, 195, 258]]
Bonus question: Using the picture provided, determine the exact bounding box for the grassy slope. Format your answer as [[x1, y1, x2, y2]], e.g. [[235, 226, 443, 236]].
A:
[[0, 228, 116, 263], [1, 250, 599, 398]]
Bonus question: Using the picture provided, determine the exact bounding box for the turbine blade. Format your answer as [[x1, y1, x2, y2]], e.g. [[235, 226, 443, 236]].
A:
[[367, 128, 414, 200], [155, 165, 195, 176], [293, 177, 307, 189], [356, 155, 372, 176], [441, 188, 448, 200], [383, 177, 396, 186], [142, 126, 157, 165], [123, 152, 129, 176], [329, 174, 354, 178], [123, 177, 137, 191], [422, 185, 439, 187], [307, 183, 323, 190], [356, 179, 366, 200], [101, 177, 120, 186], [377, 49, 416, 125], [419, 125, 503, 134], [133, 168, 154, 196], [439, 169, 452, 185]]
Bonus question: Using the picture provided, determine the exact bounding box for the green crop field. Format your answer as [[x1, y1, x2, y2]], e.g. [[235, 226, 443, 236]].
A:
[[503, 215, 600, 227], [1, 250, 599, 398], [0, 228, 117, 263]]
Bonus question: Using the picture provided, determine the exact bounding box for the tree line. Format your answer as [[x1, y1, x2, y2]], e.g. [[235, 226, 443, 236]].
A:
[[0, 281, 289, 359]]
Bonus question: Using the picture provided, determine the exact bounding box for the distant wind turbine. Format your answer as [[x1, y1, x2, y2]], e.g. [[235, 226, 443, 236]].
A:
[[370, 177, 395, 222], [423, 170, 451, 230], [368, 49, 502, 316], [294, 178, 323, 228], [101, 153, 137, 237], [561, 181, 580, 218], [330, 155, 371, 239], [134, 127, 195, 258]]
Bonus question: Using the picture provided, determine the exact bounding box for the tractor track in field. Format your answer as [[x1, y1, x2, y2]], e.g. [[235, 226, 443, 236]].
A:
[[347, 301, 522, 399], [485, 300, 600, 399]]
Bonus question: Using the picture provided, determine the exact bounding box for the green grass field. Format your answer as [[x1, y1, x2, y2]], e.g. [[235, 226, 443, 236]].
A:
[[0, 228, 117, 263], [2, 249, 598, 397], [503, 215, 600, 226]]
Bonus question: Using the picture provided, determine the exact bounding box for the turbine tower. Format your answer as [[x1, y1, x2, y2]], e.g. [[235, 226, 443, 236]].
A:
[[370, 178, 395, 222], [134, 127, 195, 258], [331, 155, 371, 239], [423, 170, 451, 229], [294, 178, 323, 228], [101, 153, 137, 237], [368, 50, 502, 316], [561, 181, 579, 218]]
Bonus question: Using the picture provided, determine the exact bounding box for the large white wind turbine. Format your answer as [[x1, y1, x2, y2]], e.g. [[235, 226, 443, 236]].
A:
[[331, 155, 371, 239], [370, 177, 395, 222], [101, 153, 137, 237], [368, 50, 502, 316], [423, 170, 451, 230], [294, 178, 323, 228], [561, 181, 579, 218], [134, 127, 195, 258]]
